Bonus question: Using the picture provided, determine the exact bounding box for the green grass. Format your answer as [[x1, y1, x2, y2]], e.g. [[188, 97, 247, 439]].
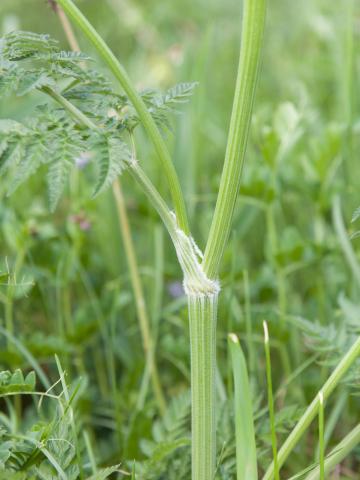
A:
[[0, 0, 359, 479]]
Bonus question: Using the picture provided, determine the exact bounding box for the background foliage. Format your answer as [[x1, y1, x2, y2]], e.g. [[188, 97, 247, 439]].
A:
[[0, 0, 359, 478]]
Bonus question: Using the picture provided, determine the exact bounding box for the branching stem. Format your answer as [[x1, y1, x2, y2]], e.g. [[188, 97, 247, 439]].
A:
[[46, 2, 268, 479]]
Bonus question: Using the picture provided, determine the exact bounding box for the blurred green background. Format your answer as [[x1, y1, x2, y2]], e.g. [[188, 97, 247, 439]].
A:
[[0, 0, 359, 477]]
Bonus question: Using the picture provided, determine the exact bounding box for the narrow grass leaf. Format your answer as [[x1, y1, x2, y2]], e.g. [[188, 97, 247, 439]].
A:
[[318, 392, 325, 480], [263, 321, 280, 480], [228, 333, 257, 480]]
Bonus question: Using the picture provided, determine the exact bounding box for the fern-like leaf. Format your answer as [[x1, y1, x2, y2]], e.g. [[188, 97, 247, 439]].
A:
[[1, 31, 58, 61], [16, 70, 54, 96], [92, 135, 130, 196], [46, 133, 79, 211], [157, 82, 198, 106], [7, 136, 47, 195], [352, 206, 360, 223], [0, 142, 25, 174], [136, 391, 191, 479], [141, 82, 198, 131], [0, 61, 20, 97]]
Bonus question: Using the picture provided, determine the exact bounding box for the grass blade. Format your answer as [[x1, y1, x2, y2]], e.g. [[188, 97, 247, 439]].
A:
[[263, 321, 280, 480], [318, 392, 325, 480], [228, 333, 257, 480]]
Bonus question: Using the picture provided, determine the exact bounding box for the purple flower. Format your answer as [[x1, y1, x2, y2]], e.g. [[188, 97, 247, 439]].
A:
[[75, 151, 92, 169], [167, 281, 184, 298]]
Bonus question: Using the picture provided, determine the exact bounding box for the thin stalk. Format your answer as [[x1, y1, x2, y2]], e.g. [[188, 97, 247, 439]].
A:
[[243, 269, 255, 376], [112, 179, 166, 414], [40, 86, 96, 129], [316, 390, 347, 456], [203, 0, 266, 278], [83, 430, 97, 474], [55, 355, 84, 480], [263, 321, 280, 480], [304, 423, 360, 480], [262, 335, 360, 480], [151, 225, 164, 344], [318, 392, 325, 480], [55, 0, 189, 233], [53, 2, 82, 53], [188, 293, 218, 480]]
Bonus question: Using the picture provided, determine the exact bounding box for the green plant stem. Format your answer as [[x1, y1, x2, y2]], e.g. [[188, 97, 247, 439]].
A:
[[262, 335, 360, 480], [317, 390, 347, 455], [188, 293, 218, 480], [55, 0, 189, 233], [304, 423, 360, 480], [203, 0, 266, 278], [54, 2, 83, 54], [243, 269, 255, 376], [40, 85, 96, 129], [186, 3, 267, 469], [318, 392, 325, 480], [83, 430, 97, 474]]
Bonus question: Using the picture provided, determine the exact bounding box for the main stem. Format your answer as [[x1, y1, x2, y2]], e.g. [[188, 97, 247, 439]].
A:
[[188, 0, 266, 477], [188, 293, 218, 480]]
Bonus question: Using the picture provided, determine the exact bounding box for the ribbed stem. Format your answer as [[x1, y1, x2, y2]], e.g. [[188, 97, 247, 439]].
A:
[[203, 0, 266, 278], [188, 293, 218, 480]]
